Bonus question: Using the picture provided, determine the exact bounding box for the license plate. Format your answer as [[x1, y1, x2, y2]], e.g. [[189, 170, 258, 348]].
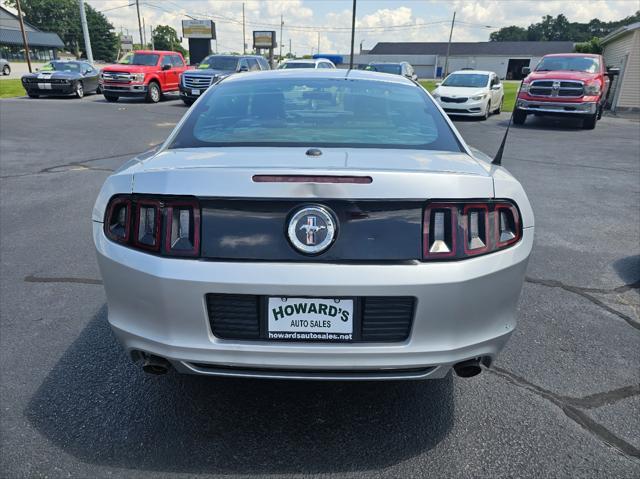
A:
[[191, 89, 200, 96], [267, 297, 354, 341], [38, 83, 52, 90]]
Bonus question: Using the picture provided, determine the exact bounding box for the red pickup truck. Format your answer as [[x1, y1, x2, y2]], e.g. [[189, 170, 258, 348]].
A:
[[100, 50, 189, 103], [515, 53, 619, 130]]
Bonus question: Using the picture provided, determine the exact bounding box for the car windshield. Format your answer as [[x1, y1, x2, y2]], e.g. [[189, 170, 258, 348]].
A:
[[199, 56, 238, 70], [118, 53, 159, 66], [442, 74, 489, 88], [39, 61, 81, 72], [536, 56, 599, 73], [280, 62, 315, 69], [170, 78, 462, 151], [368, 64, 402, 75]]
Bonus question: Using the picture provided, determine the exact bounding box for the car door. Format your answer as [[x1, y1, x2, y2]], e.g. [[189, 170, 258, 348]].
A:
[[82, 62, 99, 91], [490, 74, 502, 106], [160, 55, 178, 91]]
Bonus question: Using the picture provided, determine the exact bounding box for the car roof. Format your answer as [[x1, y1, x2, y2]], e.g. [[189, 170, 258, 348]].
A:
[[285, 59, 324, 63], [369, 62, 404, 65], [543, 53, 600, 58], [205, 54, 263, 58], [222, 68, 416, 85], [449, 70, 493, 75], [133, 50, 178, 55]]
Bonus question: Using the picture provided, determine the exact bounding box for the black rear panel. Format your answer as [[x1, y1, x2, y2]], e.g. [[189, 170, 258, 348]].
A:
[[206, 294, 415, 342], [200, 199, 423, 261]]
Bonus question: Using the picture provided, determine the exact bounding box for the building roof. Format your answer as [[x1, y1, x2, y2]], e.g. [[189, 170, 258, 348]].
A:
[[0, 5, 38, 31], [369, 41, 575, 56], [601, 22, 640, 45], [0, 28, 64, 48]]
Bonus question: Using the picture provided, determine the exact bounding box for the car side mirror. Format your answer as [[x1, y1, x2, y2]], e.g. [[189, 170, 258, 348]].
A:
[[162, 64, 171, 71], [607, 67, 620, 77], [521, 67, 531, 76], [238, 65, 249, 72], [491, 84, 501, 90]]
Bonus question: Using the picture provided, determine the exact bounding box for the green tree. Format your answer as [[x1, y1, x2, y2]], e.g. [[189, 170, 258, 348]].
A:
[[574, 37, 603, 54], [490, 11, 640, 43], [489, 26, 527, 41], [4, 0, 118, 61], [151, 25, 187, 56]]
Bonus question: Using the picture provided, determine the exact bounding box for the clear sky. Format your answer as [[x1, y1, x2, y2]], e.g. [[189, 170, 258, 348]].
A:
[[86, 0, 640, 55]]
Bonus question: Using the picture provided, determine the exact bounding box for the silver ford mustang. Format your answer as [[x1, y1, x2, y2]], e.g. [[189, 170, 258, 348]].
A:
[[93, 69, 534, 380]]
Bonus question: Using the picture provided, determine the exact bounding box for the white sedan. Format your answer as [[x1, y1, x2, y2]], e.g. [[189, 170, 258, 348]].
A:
[[93, 69, 533, 381], [431, 70, 504, 119]]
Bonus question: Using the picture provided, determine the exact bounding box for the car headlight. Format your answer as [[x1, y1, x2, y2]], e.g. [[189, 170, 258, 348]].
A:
[[131, 73, 145, 82], [471, 93, 487, 101], [520, 82, 530, 93], [431, 91, 440, 99], [584, 82, 601, 95]]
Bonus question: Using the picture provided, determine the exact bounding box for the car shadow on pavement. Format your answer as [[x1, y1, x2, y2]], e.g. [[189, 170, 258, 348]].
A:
[[510, 115, 587, 131], [25, 306, 454, 475]]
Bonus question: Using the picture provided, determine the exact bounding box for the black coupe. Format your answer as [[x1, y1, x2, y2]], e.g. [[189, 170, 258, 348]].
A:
[[21, 60, 100, 99]]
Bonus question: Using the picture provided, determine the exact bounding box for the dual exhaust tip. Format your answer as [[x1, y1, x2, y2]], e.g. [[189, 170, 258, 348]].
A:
[[136, 352, 485, 379]]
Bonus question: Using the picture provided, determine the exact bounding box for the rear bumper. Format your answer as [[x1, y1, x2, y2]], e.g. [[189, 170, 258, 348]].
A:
[[517, 99, 597, 115], [94, 223, 533, 380]]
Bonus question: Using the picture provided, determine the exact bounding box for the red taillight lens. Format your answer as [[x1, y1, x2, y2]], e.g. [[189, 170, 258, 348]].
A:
[[423, 200, 521, 260], [103, 195, 201, 258], [164, 200, 200, 256], [104, 197, 131, 243]]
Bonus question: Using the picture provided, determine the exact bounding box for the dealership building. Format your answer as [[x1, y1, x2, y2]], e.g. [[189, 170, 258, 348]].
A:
[[0, 6, 64, 61], [345, 41, 574, 79]]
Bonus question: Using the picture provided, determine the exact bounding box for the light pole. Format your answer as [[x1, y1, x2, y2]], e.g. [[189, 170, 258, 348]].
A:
[[443, 11, 456, 78], [78, 0, 93, 62], [349, 0, 357, 69]]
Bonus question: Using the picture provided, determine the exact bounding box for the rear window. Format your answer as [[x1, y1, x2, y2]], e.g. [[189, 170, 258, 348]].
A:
[[170, 78, 462, 151]]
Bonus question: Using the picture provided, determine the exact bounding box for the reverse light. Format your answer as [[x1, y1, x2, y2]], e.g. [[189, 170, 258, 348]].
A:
[[104, 195, 201, 257], [423, 200, 521, 260]]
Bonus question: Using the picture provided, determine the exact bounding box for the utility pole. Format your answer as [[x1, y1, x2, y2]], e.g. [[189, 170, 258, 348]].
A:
[[242, 3, 246, 54], [359, 40, 363, 54], [78, 0, 93, 62], [150, 25, 154, 50], [135, 0, 143, 47], [15, 0, 32, 72], [317, 31, 320, 55], [289, 38, 291, 58], [279, 14, 283, 60], [142, 17, 147, 47], [349, 0, 357, 69], [443, 11, 456, 78]]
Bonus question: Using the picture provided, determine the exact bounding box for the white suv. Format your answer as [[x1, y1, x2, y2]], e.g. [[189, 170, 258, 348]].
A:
[[431, 70, 504, 120], [279, 59, 336, 69]]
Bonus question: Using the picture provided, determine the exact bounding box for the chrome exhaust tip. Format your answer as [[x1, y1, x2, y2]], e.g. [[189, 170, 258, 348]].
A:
[[453, 359, 482, 378], [141, 354, 171, 375]]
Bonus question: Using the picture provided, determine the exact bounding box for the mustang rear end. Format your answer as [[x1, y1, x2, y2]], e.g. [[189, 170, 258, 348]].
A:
[[93, 70, 534, 380]]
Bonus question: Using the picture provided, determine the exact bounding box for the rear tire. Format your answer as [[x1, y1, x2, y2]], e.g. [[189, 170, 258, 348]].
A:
[[582, 113, 597, 130], [494, 97, 503, 114], [182, 98, 194, 106], [146, 81, 161, 103], [104, 94, 118, 102], [513, 108, 527, 125]]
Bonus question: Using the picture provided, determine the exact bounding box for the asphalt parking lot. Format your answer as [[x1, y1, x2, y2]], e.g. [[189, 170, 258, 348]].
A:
[[1, 93, 638, 478]]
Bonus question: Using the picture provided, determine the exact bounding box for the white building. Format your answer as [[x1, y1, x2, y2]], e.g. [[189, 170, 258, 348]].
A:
[[345, 41, 574, 79], [602, 22, 640, 112]]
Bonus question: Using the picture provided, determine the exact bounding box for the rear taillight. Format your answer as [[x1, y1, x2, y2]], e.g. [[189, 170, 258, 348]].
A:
[[423, 200, 521, 260], [104, 195, 201, 257], [105, 197, 131, 243]]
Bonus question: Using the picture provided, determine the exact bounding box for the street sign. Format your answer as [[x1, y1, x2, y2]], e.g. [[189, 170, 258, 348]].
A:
[[182, 20, 216, 39]]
